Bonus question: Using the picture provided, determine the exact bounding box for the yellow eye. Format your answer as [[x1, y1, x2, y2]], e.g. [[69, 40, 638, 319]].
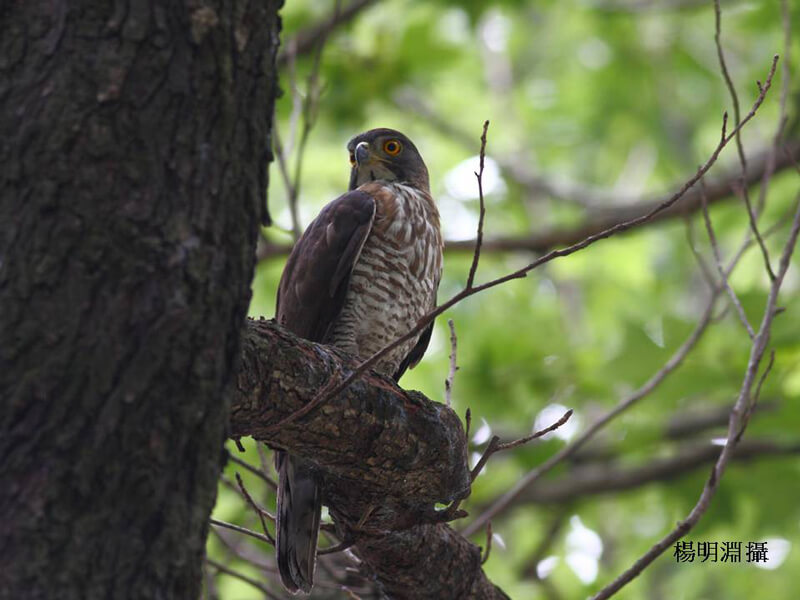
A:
[[383, 139, 402, 156], [349, 151, 356, 166]]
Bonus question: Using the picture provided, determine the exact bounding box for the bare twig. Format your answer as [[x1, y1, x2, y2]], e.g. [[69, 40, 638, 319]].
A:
[[741, 350, 776, 436], [273, 0, 343, 240], [396, 87, 795, 214], [463, 215, 771, 536], [219, 474, 276, 525], [496, 410, 573, 452], [206, 558, 283, 600], [590, 193, 800, 600], [210, 527, 277, 572], [277, 0, 377, 66], [684, 217, 717, 288], [445, 319, 459, 407], [228, 453, 278, 490], [235, 472, 275, 544], [256, 142, 800, 262], [209, 518, 274, 547], [754, 0, 793, 215], [470, 436, 500, 482], [466, 120, 490, 290], [318, 539, 355, 556], [714, 0, 776, 280], [269, 59, 778, 435], [469, 410, 573, 482], [272, 128, 302, 240], [700, 178, 755, 338]]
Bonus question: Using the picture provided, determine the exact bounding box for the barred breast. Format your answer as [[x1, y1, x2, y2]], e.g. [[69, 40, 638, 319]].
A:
[[327, 182, 443, 376]]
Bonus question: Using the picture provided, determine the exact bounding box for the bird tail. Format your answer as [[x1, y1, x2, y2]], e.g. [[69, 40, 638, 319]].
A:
[[276, 451, 322, 594]]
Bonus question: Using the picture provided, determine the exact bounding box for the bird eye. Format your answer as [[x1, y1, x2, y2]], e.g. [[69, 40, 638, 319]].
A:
[[383, 140, 402, 156], [349, 151, 356, 166]]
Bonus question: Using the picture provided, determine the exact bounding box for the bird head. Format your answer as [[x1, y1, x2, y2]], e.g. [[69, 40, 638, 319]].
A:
[[347, 128, 430, 192]]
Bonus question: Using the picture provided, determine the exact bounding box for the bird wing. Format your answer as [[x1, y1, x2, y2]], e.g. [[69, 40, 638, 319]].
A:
[[276, 190, 376, 342], [393, 315, 435, 381]]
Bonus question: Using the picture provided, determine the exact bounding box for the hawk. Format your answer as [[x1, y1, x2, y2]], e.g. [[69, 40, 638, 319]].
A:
[[274, 128, 443, 593]]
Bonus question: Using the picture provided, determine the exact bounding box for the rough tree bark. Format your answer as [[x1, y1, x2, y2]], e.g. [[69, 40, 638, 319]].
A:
[[2, 2, 509, 598], [233, 319, 510, 599], [0, 2, 280, 598]]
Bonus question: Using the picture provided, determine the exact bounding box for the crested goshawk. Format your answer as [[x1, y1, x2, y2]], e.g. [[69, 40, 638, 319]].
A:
[[274, 128, 443, 593]]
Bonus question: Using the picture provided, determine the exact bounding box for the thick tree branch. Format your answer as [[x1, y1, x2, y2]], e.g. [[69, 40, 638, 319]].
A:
[[513, 439, 800, 505], [232, 319, 470, 503], [277, 0, 378, 66], [666, 400, 778, 440], [231, 319, 509, 598]]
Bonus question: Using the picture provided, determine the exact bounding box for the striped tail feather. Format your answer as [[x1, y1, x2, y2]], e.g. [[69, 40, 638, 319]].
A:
[[276, 451, 322, 594]]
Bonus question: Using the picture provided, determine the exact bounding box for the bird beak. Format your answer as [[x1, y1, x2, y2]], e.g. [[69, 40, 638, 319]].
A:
[[354, 142, 370, 166]]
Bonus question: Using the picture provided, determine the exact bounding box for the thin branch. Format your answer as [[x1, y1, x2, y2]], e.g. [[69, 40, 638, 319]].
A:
[[269, 59, 778, 435], [445, 319, 458, 407], [591, 193, 800, 599], [235, 472, 275, 544], [470, 436, 500, 482], [206, 558, 283, 600], [685, 217, 717, 288], [754, 0, 793, 215], [496, 410, 574, 452], [395, 87, 793, 214], [466, 120, 490, 289], [735, 347, 775, 442], [210, 527, 277, 572], [228, 453, 278, 490], [219, 474, 276, 526], [209, 518, 274, 547], [274, 0, 343, 240], [469, 410, 573, 482], [277, 0, 377, 66], [272, 127, 302, 240], [463, 216, 766, 536], [255, 141, 800, 262], [317, 539, 355, 556], [714, 0, 776, 280], [700, 178, 755, 337]]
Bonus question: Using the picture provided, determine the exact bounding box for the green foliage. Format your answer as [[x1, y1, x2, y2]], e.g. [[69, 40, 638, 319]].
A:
[[213, 1, 799, 598]]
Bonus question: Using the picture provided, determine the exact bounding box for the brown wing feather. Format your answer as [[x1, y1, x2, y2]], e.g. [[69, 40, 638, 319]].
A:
[[276, 190, 376, 342], [274, 190, 375, 592], [392, 319, 434, 381]]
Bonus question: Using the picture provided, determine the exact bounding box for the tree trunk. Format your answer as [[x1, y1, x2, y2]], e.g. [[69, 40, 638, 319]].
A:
[[0, 2, 280, 598]]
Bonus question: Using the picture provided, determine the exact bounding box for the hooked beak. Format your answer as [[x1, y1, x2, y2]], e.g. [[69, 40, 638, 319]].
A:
[[354, 141, 370, 166]]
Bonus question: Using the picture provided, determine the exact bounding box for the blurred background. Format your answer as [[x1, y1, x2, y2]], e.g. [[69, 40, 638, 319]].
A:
[[206, 1, 800, 598]]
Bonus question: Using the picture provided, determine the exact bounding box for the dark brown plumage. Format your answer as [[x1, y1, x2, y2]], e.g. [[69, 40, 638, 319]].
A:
[[275, 128, 443, 593]]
